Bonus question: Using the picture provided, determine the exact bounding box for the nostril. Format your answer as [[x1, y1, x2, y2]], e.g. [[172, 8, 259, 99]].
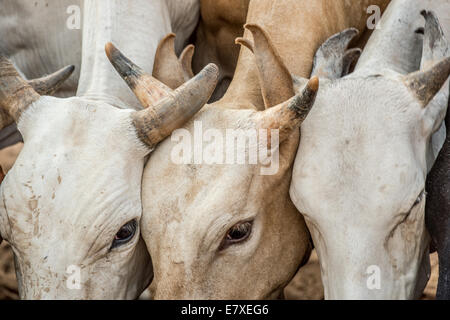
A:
[[415, 27, 424, 35]]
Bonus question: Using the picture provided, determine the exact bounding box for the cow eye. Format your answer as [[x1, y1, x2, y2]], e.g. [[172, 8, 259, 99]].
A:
[[111, 219, 137, 249], [220, 221, 253, 250]]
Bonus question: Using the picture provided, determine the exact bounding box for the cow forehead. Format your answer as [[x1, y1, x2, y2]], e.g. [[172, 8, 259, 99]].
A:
[[2, 159, 142, 252], [142, 108, 260, 241], [292, 78, 426, 219], [19, 96, 143, 153], [144, 148, 257, 224]]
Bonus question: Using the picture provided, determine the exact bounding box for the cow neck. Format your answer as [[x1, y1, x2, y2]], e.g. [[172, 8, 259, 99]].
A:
[[221, 0, 389, 111], [76, 0, 172, 110]]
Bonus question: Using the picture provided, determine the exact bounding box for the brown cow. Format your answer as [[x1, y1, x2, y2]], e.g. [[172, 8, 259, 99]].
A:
[[137, 0, 390, 299]]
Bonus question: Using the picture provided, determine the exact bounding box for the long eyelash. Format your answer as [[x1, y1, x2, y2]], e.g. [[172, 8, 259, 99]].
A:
[[233, 222, 251, 234]]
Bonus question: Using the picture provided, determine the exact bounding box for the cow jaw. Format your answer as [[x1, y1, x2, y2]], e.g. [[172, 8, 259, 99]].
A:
[[0, 96, 152, 299]]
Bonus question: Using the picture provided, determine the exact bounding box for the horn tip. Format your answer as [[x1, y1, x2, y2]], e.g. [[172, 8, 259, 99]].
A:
[[205, 63, 219, 78], [235, 37, 254, 52], [308, 76, 320, 92], [161, 33, 176, 45], [105, 42, 117, 60], [183, 44, 195, 56], [66, 65, 75, 74], [244, 23, 264, 34]]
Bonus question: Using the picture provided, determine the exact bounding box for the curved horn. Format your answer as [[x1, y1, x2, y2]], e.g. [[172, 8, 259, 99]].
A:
[[236, 24, 294, 109], [27, 65, 75, 95], [105, 42, 173, 106], [106, 42, 219, 148], [404, 57, 450, 107], [132, 63, 219, 148], [257, 77, 319, 142], [0, 56, 40, 126], [152, 34, 195, 89]]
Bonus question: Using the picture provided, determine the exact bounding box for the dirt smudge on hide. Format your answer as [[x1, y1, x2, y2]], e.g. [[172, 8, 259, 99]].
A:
[[28, 199, 38, 211], [184, 178, 206, 204], [57, 176, 62, 185]]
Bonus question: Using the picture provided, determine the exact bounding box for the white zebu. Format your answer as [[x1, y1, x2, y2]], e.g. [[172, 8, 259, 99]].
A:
[[0, 0, 218, 299], [0, 0, 201, 169], [290, 0, 450, 299]]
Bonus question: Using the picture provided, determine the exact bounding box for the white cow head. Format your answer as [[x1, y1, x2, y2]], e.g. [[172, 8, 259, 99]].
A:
[[141, 24, 317, 299], [0, 44, 218, 299], [290, 10, 450, 299]]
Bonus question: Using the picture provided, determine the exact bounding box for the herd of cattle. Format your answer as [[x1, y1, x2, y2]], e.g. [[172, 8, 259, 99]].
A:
[[0, 0, 449, 300]]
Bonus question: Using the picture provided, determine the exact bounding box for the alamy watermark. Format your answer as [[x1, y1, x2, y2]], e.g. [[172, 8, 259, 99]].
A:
[[66, 5, 81, 30], [170, 121, 280, 176], [366, 265, 381, 290], [367, 5, 382, 30], [66, 264, 81, 290]]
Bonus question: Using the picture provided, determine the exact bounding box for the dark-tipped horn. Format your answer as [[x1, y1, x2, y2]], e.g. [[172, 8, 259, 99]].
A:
[[105, 42, 173, 106], [0, 56, 40, 127], [236, 24, 294, 109], [257, 77, 319, 142], [27, 65, 75, 95], [404, 57, 450, 107], [131, 63, 219, 148]]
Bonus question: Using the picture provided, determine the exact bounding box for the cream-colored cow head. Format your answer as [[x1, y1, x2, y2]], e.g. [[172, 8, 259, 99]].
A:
[[0, 44, 218, 299], [140, 24, 317, 299]]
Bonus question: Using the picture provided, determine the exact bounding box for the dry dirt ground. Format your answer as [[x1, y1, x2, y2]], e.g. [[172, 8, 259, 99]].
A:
[[0, 242, 439, 300], [284, 250, 439, 300]]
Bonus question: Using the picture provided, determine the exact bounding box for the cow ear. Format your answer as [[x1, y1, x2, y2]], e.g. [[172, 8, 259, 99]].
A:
[[312, 28, 361, 79], [179, 44, 195, 79], [236, 24, 294, 109], [404, 10, 450, 108], [27, 65, 75, 95], [152, 33, 195, 89], [416, 10, 450, 137], [420, 10, 449, 70]]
